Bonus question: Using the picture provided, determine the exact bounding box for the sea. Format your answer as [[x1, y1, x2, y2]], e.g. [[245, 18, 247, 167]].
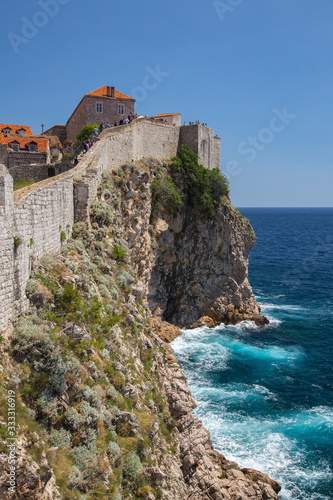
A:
[[171, 208, 333, 500]]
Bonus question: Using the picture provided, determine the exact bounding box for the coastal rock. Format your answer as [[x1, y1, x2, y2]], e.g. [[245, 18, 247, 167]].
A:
[[151, 317, 182, 342], [148, 203, 268, 328], [163, 344, 280, 500]]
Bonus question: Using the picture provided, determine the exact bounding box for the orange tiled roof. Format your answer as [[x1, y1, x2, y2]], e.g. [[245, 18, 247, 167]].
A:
[[0, 123, 33, 135], [86, 86, 135, 101], [0, 136, 49, 153], [153, 113, 180, 117]]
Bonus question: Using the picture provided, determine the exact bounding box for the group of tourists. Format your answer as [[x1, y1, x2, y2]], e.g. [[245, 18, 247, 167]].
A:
[[82, 126, 100, 153], [98, 113, 140, 132], [185, 120, 207, 126]]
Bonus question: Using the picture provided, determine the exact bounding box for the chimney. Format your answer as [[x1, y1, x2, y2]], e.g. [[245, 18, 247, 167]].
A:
[[41, 124, 44, 135], [106, 86, 111, 97], [111, 86, 115, 98]]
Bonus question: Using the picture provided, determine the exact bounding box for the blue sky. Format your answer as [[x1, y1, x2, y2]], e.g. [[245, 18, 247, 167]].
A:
[[1, 0, 332, 207]]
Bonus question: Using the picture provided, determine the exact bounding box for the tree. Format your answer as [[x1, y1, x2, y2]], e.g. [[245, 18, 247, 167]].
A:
[[75, 124, 98, 148]]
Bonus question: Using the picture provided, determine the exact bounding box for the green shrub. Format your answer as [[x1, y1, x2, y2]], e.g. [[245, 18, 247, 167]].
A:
[[75, 124, 98, 148], [79, 401, 100, 426], [107, 441, 121, 461], [60, 231, 66, 243], [49, 428, 71, 449], [91, 201, 113, 227], [117, 271, 134, 288], [70, 445, 97, 471], [79, 385, 103, 408], [81, 428, 97, 449], [25, 278, 39, 296], [40, 254, 57, 271], [68, 465, 84, 489], [100, 284, 111, 299], [64, 407, 82, 430], [170, 144, 229, 219], [122, 452, 142, 481], [107, 385, 117, 399], [56, 283, 81, 314], [112, 245, 128, 263], [150, 178, 181, 221]]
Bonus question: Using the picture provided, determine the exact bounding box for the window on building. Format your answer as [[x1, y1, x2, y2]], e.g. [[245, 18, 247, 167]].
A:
[[17, 129, 26, 135], [96, 103, 103, 113], [14, 162, 23, 166], [118, 105, 124, 115], [29, 144, 37, 152], [3, 128, 12, 134], [10, 143, 19, 152]]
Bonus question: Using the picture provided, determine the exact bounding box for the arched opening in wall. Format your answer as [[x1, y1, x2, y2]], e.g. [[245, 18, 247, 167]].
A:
[[48, 168, 55, 178]]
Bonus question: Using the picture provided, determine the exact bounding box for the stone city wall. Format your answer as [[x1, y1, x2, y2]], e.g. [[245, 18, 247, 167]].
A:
[[0, 141, 105, 332], [0, 119, 221, 332]]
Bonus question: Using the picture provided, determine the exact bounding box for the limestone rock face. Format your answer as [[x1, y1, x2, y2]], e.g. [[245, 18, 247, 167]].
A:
[[148, 204, 268, 328]]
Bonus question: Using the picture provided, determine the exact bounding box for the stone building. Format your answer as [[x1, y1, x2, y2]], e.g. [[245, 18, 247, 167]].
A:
[[0, 124, 50, 168], [66, 85, 136, 141], [44, 124, 67, 144], [152, 113, 181, 126], [0, 123, 63, 171]]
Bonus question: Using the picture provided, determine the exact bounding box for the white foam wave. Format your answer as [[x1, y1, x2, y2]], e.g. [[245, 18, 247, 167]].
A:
[[192, 383, 278, 406], [260, 303, 307, 313], [196, 409, 332, 500]]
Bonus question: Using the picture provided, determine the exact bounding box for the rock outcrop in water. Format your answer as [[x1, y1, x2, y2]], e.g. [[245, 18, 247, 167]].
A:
[[0, 159, 278, 499]]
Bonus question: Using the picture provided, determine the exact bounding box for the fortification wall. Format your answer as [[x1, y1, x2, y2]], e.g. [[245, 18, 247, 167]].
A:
[[134, 120, 180, 160], [212, 136, 221, 170], [0, 141, 105, 332], [179, 124, 221, 169], [101, 119, 180, 166], [0, 119, 221, 332]]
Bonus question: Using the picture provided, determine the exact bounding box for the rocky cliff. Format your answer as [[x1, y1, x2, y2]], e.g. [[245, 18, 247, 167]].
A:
[[0, 158, 278, 499], [148, 202, 267, 330]]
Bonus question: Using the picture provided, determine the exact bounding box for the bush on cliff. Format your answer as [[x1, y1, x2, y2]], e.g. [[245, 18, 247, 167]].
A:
[[150, 178, 181, 222], [171, 144, 229, 218]]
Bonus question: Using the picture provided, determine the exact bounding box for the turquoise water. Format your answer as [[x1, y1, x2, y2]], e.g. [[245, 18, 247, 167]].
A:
[[171, 208, 333, 500]]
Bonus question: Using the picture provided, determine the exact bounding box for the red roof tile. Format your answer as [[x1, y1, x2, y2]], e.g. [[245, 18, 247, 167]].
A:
[[0, 136, 49, 153], [153, 113, 180, 117], [0, 123, 33, 135], [86, 86, 135, 101]]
